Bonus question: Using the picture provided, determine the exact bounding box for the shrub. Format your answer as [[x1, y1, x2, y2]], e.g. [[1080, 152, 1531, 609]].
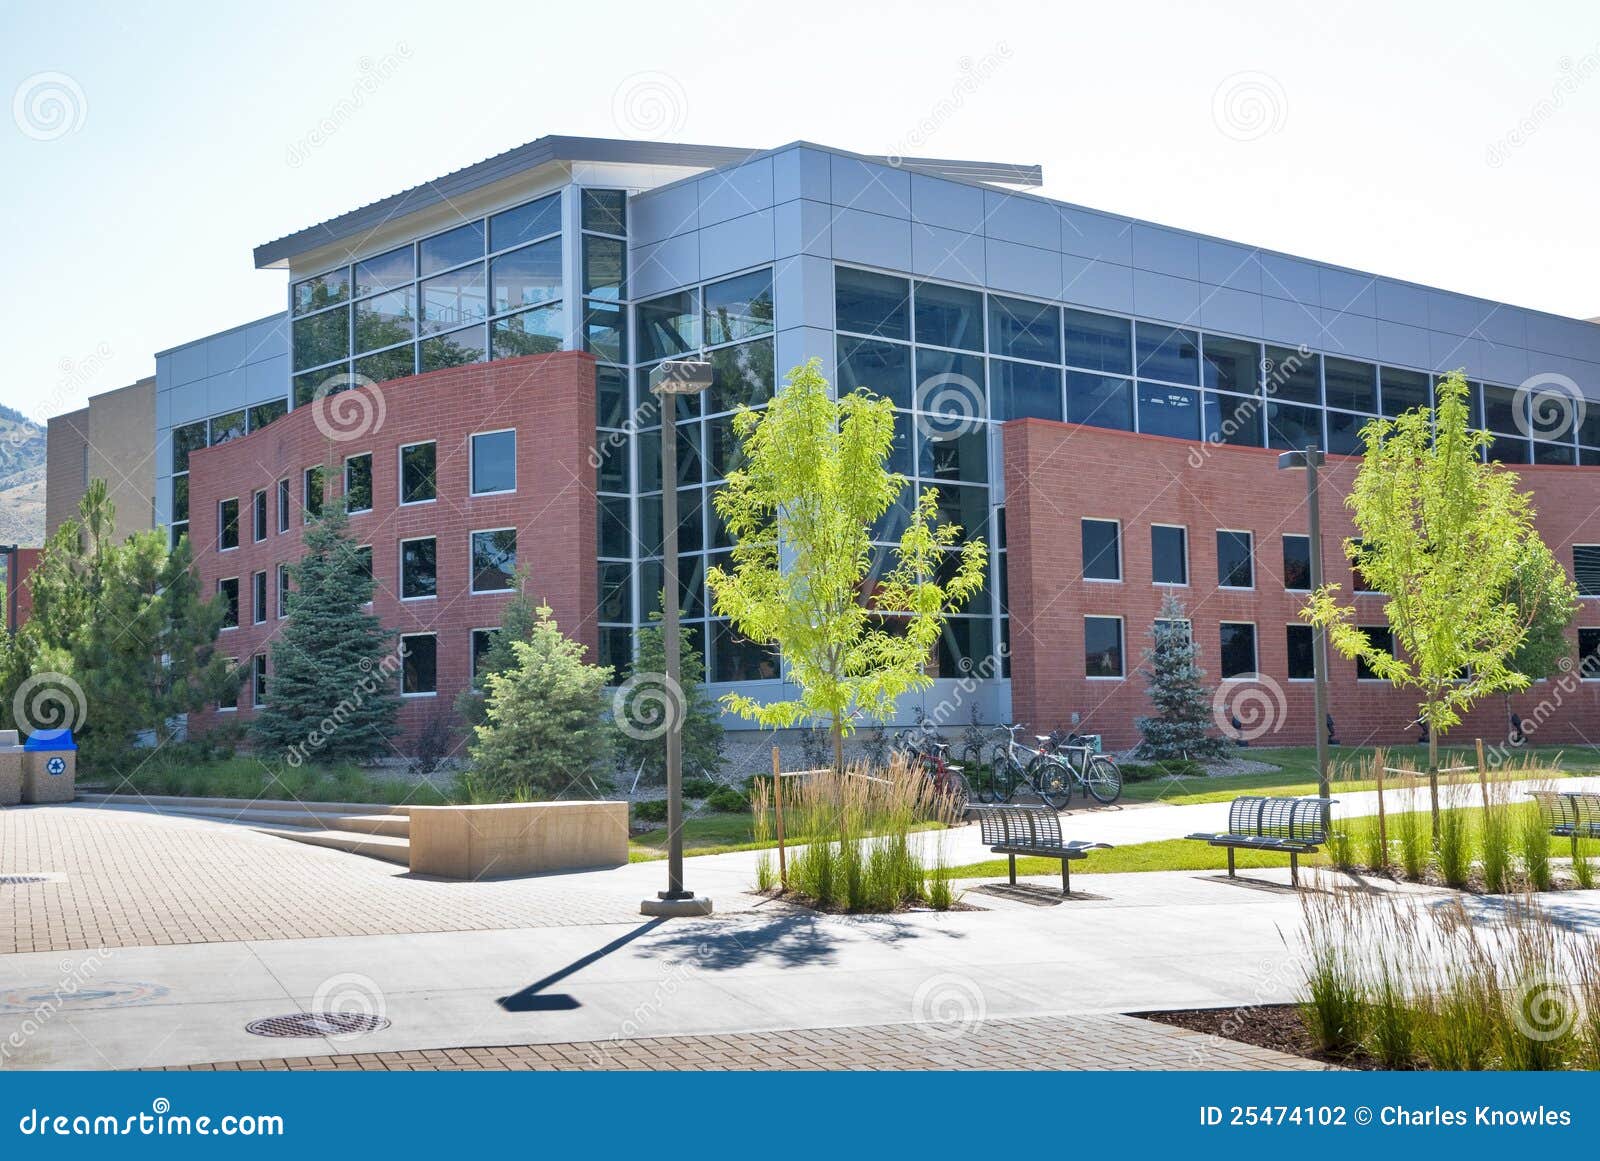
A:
[[681, 776, 721, 799], [705, 784, 748, 813], [1119, 758, 1204, 783], [633, 798, 669, 824]]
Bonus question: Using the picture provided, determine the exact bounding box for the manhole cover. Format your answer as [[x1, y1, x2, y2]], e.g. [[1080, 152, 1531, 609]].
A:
[[246, 1012, 390, 1038]]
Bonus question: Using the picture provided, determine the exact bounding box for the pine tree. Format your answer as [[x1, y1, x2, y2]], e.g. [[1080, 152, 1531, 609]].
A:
[[613, 609, 724, 783], [250, 504, 400, 764], [1135, 593, 1228, 761], [453, 570, 540, 730], [468, 605, 613, 799]]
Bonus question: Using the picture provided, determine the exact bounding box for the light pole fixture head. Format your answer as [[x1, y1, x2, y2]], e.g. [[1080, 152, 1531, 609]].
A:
[[1276, 447, 1326, 471], [650, 359, 714, 396]]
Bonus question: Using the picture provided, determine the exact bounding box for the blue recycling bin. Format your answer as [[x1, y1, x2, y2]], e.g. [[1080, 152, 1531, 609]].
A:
[[21, 728, 75, 802], [23, 728, 76, 751]]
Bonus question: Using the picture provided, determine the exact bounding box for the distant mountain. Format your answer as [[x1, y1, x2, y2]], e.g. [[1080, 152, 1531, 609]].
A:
[[0, 406, 46, 546]]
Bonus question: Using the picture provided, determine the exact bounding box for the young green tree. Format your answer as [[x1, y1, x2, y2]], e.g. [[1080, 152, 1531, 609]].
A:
[[1135, 593, 1228, 761], [1, 481, 231, 771], [706, 358, 988, 769], [453, 570, 541, 730], [613, 607, 724, 783], [1304, 370, 1547, 831], [1501, 535, 1579, 736], [250, 502, 400, 763], [468, 604, 614, 799]]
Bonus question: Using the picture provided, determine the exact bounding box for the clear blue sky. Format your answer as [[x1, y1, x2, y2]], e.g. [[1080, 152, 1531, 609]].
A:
[[3, 0, 1596, 421]]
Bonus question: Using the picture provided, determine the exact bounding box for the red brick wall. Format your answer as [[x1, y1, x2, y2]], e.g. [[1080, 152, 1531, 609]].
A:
[[187, 352, 598, 753], [1003, 418, 1600, 753], [8, 548, 41, 631]]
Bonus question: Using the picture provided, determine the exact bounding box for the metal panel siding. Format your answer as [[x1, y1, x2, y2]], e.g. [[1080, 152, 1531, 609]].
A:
[[698, 157, 774, 228], [1060, 208, 1133, 265], [1197, 239, 1261, 294], [1131, 225, 1199, 281], [983, 189, 1059, 249], [832, 208, 912, 270], [829, 155, 911, 218], [1061, 257, 1135, 314], [1199, 287, 1265, 337], [912, 222, 986, 282], [697, 209, 775, 280], [911, 172, 985, 233], [984, 238, 1059, 299]]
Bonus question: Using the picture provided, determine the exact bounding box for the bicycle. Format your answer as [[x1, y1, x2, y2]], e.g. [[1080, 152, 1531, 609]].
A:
[[1042, 732, 1123, 805], [892, 729, 971, 815], [983, 724, 1079, 808]]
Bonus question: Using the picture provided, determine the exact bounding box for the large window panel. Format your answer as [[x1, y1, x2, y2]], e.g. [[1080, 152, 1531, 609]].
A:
[[837, 336, 912, 409], [914, 281, 984, 351], [988, 295, 1060, 364], [353, 246, 413, 297], [1136, 324, 1200, 386], [1137, 383, 1201, 441], [1324, 407, 1369, 456], [292, 269, 349, 315], [917, 427, 988, 484], [1380, 367, 1430, 417], [990, 359, 1062, 421], [292, 306, 349, 371], [1204, 392, 1264, 447], [489, 193, 560, 252], [248, 399, 288, 432], [419, 222, 484, 276], [637, 291, 698, 363], [420, 264, 487, 334], [1066, 372, 1134, 431], [355, 346, 414, 384], [915, 348, 987, 427], [583, 235, 625, 301], [936, 617, 994, 679], [835, 267, 909, 340], [1323, 357, 1378, 413], [1063, 309, 1132, 375], [1482, 383, 1525, 435], [172, 422, 207, 473], [1201, 335, 1260, 393], [470, 529, 518, 593], [1267, 401, 1323, 451], [1266, 346, 1321, 405], [420, 324, 486, 371], [210, 411, 246, 445], [581, 189, 626, 235], [597, 365, 629, 430], [583, 300, 627, 363], [703, 269, 774, 345], [354, 289, 415, 353], [923, 484, 988, 545], [491, 237, 562, 313], [712, 622, 779, 683], [708, 338, 775, 413], [490, 302, 564, 359]]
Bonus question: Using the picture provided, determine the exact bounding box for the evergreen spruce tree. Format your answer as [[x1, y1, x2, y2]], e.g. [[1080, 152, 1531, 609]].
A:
[[250, 503, 400, 763], [468, 604, 613, 799], [453, 570, 540, 730], [1135, 593, 1228, 761], [614, 608, 724, 784]]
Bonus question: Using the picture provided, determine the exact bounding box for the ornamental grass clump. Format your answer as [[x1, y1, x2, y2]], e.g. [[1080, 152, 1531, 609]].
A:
[[1435, 804, 1472, 888], [1396, 789, 1431, 882], [1520, 801, 1553, 892], [1296, 888, 1365, 1055], [1479, 799, 1514, 894]]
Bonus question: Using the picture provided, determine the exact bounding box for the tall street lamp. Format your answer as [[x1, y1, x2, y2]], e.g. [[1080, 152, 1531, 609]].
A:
[[641, 359, 716, 919], [1277, 447, 1331, 813]]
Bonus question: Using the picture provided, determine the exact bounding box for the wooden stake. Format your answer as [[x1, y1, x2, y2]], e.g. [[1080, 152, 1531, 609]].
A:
[[772, 745, 787, 889], [1475, 737, 1490, 814], [1374, 746, 1387, 867]]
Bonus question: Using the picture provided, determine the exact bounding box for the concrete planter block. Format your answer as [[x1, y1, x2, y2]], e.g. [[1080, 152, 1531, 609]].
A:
[[21, 751, 75, 804], [0, 750, 21, 806], [408, 801, 629, 879]]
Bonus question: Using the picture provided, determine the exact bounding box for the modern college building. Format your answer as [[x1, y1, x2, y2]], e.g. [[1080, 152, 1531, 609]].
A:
[[46, 135, 1600, 751]]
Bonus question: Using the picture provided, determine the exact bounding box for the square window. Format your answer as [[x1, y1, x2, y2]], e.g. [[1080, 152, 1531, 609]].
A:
[[1201, 336, 1260, 393], [1283, 535, 1311, 591], [1138, 383, 1201, 441], [1217, 530, 1254, 589], [914, 281, 984, 351], [252, 654, 267, 708], [1578, 628, 1600, 679], [400, 538, 437, 599], [1219, 622, 1257, 679], [218, 498, 239, 551], [1265, 346, 1320, 405], [400, 442, 437, 504], [470, 529, 517, 593], [401, 634, 438, 695], [1380, 367, 1430, 417], [303, 467, 325, 522], [581, 188, 627, 235], [219, 578, 239, 629], [419, 221, 484, 277], [834, 266, 909, 341], [1575, 545, 1600, 597], [1084, 616, 1124, 678], [470, 430, 516, 495], [1063, 309, 1131, 375], [1066, 372, 1134, 431], [1267, 401, 1323, 452], [1151, 525, 1187, 585], [1324, 357, 1378, 413], [345, 453, 373, 512], [703, 269, 774, 346], [490, 193, 561, 252], [1356, 625, 1394, 680], [1204, 392, 1264, 447], [277, 479, 290, 533], [252, 571, 267, 625], [988, 295, 1060, 363], [172, 421, 207, 473], [252, 490, 267, 541], [638, 290, 699, 363], [1136, 324, 1200, 385], [1286, 624, 1315, 680], [1081, 519, 1120, 581], [837, 336, 912, 410], [990, 359, 1062, 421]]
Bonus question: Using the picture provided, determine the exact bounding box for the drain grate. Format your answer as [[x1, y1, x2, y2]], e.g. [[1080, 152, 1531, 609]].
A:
[[246, 1012, 390, 1038], [0, 875, 51, 886]]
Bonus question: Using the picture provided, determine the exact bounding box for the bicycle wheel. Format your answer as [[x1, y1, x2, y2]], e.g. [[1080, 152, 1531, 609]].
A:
[[1084, 755, 1123, 804], [989, 757, 1022, 803], [940, 770, 972, 817], [1028, 756, 1076, 810]]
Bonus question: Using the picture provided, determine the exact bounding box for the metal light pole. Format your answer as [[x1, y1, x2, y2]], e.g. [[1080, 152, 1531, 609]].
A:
[[1278, 447, 1331, 815], [641, 359, 715, 919]]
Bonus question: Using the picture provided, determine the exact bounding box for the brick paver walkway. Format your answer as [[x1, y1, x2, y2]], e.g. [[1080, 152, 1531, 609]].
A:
[[162, 1014, 1327, 1071], [0, 806, 760, 954]]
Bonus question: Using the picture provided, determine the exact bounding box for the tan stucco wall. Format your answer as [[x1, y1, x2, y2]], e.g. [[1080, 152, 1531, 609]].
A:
[[45, 377, 154, 540]]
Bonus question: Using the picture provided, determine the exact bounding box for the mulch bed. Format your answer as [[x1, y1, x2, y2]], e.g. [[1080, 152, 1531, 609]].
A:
[[1138, 1005, 1405, 1070], [1327, 862, 1570, 894]]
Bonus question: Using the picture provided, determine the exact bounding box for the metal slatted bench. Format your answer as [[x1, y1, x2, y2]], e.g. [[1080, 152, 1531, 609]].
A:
[[972, 804, 1112, 896], [1185, 796, 1334, 886], [1529, 790, 1600, 859]]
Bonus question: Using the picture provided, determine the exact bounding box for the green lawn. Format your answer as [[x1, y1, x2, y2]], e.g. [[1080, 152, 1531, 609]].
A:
[[1117, 744, 1593, 805], [87, 753, 451, 805]]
